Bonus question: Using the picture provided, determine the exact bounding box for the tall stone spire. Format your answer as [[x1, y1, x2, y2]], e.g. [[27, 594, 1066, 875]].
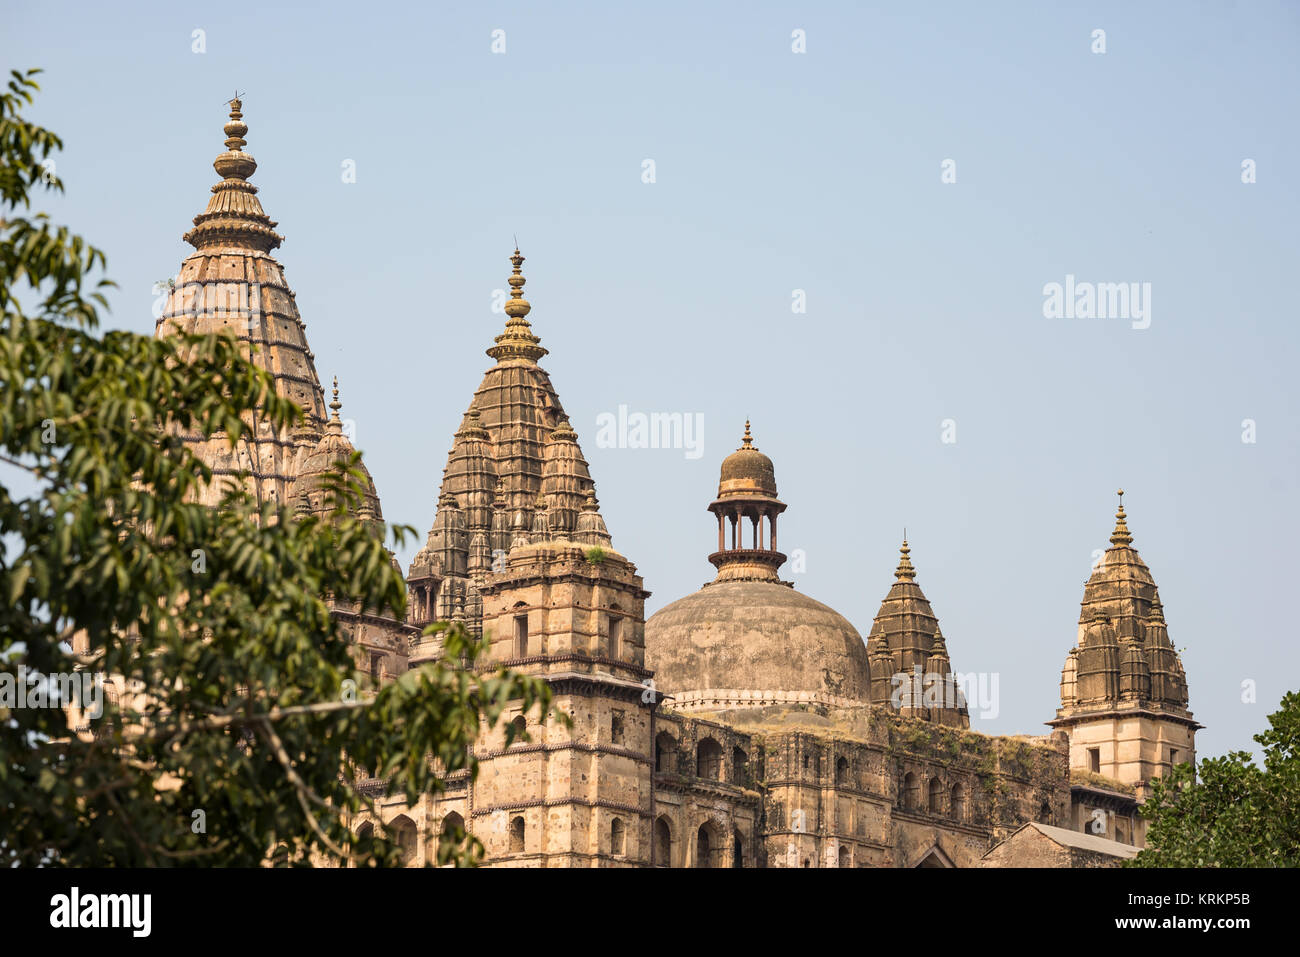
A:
[[155, 98, 329, 510]]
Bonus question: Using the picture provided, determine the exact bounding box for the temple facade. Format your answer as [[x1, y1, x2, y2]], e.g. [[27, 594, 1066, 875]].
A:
[[158, 102, 1199, 867]]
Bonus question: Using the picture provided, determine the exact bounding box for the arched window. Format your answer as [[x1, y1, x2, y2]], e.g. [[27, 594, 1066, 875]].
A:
[[1038, 800, 1053, 825], [838, 845, 850, 868], [836, 756, 850, 787], [509, 816, 525, 853], [654, 816, 672, 867], [433, 811, 466, 865], [508, 715, 527, 746], [697, 737, 723, 780], [902, 772, 919, 810], [732, 746, 748, 785], [950, 783, 966, 821], [655, 731, 677, 773], [696, 824, 715, 868], [389, 814, 418, 867], [928, 778, 943, 813], [733, 827, 745, 868], [611, 818, 625, 857]]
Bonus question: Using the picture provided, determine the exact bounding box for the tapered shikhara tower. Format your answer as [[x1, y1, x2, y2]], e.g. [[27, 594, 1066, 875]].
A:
[[152, 101, 412, 681], [865, 539, 969, 728], [404, 253, 652, 866], [406, 250, 625, 648], [1048, 492, 1198, 795], [154, 98, 329, 509]]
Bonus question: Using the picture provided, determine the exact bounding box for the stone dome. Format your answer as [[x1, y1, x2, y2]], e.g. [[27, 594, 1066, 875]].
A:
[[644, 580, 872, 710], [717, 421, 777, 499]]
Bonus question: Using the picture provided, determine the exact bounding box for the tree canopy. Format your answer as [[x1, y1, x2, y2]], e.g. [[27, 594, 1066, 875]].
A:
[[1, 69, 550, 867], [1131, 690, 1300, 867]]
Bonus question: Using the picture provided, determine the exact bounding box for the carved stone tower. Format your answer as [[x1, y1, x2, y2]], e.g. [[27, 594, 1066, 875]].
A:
[[1049, 491, 1199, 799], [409, 250, 655, 865]]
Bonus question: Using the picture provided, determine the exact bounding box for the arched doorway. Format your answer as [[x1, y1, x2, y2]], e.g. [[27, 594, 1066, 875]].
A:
[[654, 816, 673, 867]]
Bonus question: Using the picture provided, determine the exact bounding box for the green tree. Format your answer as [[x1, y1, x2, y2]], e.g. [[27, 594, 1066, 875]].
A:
[[0, 69, 551, 866], [1131, 690, 1300, 867]]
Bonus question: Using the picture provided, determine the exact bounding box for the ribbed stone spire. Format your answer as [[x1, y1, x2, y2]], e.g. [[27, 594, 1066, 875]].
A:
[[1057, 491, 1192, 712], [409, 249, 620, 637], [866, 538, 968, 727]]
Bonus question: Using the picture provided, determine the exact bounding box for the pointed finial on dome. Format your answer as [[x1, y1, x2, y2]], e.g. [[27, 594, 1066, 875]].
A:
[[895, 537, 916, 581], [486, 247, 547, 363], [184, 98, 282, 252], [214, 94, 257, 181], [739, 420, 756, 450], [323, 375, 345, 435], [505, 248, 530, 319], [1110, 488, 1133, 546]]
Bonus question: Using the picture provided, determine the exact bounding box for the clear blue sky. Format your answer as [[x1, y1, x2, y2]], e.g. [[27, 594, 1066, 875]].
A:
[[8, 1, 1299, 761]]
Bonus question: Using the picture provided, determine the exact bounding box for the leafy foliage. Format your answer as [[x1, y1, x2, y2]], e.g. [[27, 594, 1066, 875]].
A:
[[0, 70, 553, 866], [1131, 690, 1300, 867]]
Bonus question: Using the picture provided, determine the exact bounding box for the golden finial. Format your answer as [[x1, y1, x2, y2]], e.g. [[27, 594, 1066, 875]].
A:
[[895, 536, 916, 581], [504, 248, 530, 319], [213, 93, 256, 181], [486, 246, 547, 363], [1110, 488, 1133, 546], [738, 420, 756, 450]]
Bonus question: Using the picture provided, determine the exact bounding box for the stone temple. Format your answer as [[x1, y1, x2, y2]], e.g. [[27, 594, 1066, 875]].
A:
[[157, 102, 1199, 867]]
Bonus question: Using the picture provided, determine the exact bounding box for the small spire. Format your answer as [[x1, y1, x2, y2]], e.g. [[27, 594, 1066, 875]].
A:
[[1110, 488, 1133, 546], [322, 375, 345, 436], [738, 420, 756, 450], [895, 537, 916, 581]]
